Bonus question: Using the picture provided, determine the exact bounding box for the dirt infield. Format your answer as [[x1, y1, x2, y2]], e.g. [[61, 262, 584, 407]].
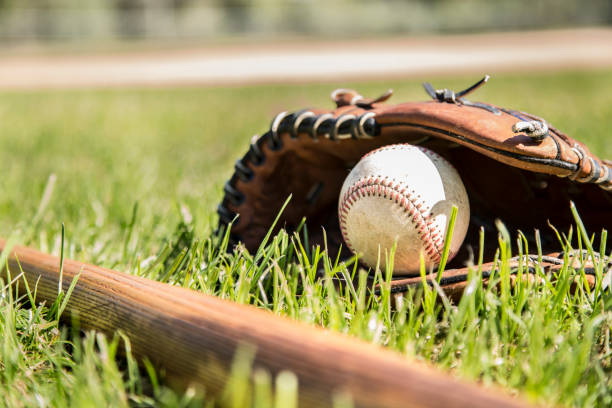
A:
[[0, 28, 611, 89]]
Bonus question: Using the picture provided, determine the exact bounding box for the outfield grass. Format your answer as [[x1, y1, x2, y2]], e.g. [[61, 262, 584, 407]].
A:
[[1, 70, 612, 407]]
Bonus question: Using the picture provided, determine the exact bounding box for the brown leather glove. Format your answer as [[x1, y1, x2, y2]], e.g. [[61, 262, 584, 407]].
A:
[[217, 76, 612, 297]]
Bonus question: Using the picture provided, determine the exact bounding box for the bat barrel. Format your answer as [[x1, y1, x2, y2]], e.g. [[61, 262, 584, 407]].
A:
[[1, 239, 527, 408]]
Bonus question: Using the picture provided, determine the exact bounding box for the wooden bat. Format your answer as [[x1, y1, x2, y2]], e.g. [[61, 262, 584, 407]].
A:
[[0, 238, 528, 408]]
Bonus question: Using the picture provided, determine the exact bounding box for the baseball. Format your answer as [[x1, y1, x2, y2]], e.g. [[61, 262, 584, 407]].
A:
[[338, 144, 470, 275]]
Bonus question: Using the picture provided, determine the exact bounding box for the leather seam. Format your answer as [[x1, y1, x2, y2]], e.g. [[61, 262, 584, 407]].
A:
[[380, 122, 579, 172]]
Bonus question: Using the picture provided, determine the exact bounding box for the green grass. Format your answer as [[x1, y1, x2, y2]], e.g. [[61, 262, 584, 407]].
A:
[[1, 70, 612, 407]]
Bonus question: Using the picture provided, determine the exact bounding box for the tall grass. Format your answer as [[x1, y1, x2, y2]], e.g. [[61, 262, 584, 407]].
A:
[[2, 207, 610, 406]]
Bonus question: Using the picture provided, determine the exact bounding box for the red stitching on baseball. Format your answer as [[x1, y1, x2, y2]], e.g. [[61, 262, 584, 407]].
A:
[[339, 176, 444, 264]]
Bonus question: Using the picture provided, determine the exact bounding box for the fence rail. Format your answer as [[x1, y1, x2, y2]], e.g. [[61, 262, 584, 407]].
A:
[[0, 1, 611, 43]]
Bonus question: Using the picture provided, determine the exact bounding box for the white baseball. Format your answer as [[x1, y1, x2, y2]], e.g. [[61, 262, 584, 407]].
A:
[[338, 144, 470, 275]]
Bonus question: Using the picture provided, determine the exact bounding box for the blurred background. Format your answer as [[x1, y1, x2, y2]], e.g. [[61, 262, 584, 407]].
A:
[[1, 0, 611, 88], [0, 0, 611, 44]]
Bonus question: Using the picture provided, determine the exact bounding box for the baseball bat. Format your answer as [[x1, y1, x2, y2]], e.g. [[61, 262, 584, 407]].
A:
[[0, 238, 528, 408]]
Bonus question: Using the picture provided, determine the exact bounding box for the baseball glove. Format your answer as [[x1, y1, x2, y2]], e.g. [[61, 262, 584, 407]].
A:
[[217, 76, 612, 298]]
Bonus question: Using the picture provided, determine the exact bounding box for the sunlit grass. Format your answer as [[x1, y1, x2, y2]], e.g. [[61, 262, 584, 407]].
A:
[[1, 69, 611, 406]]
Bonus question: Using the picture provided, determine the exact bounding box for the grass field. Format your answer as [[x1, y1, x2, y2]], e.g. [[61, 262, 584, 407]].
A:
[[1, 70, 612, 407]]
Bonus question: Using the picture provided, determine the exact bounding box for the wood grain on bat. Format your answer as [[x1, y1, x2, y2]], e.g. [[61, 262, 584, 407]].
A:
[[0, 239, 528, 408]]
